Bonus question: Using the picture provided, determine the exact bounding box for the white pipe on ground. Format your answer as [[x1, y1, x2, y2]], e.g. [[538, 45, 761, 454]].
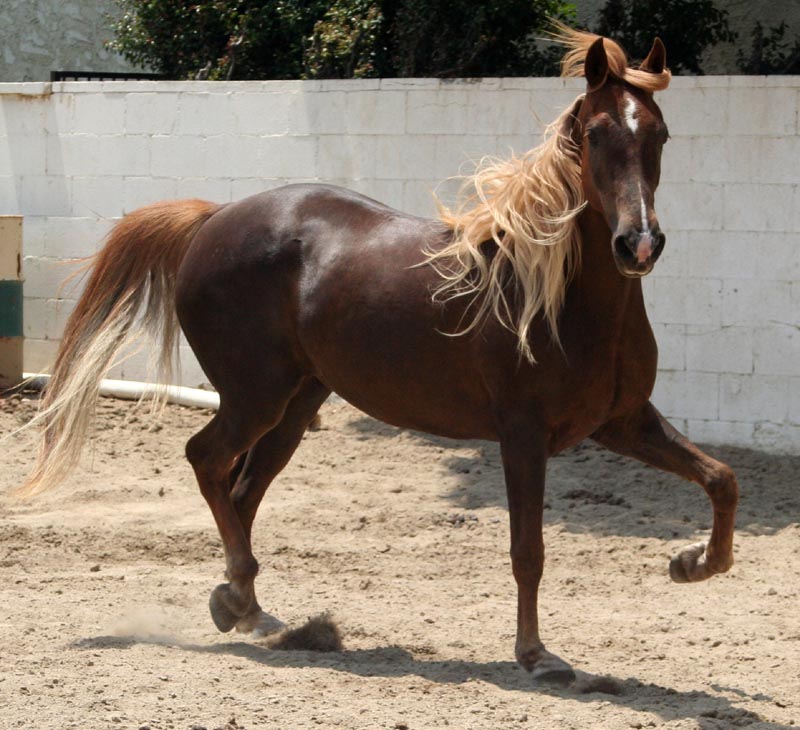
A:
[[22, 372, 220, 410]]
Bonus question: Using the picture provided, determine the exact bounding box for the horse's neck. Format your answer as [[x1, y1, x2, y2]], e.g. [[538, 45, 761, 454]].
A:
[[573, 207, 639, 315]]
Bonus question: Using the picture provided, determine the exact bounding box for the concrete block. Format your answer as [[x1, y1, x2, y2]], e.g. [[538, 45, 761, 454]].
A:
[[403, 179, 440, 218], [529, 88, 583, 125], [21, 216, 46, 257], [686, 419, 754, 448], [230, 178, 286, 201], [659, 136, 692, 185], [380, 79, 440, 90], [174, 177, 231, 203], [24, 337, 60, 373], [753, 421, 800, 453], [126, 92, 179, 135], [659, 182, 723, 231], [753, 326, 799, 376], [23, 297, 46, 339], [747, 137, 800, 185], [317, 135, 376, 180], [373, 136, 437, 180], [722, 279, 792, 327], [150, 136, 209, 178], [789, 377, 800, 425], [258, 136, 317, 179], [22, 256, 80, 299], [0, 97, 45, 136], [685, 325, 753, 374], [44, 94, 74, 136], [0, 175, 21, 213], [20, 176, 71, 216], [44, 298, 76, 340], [123, 177, 179, 214], [44, 216, 111, 258], [651, 323, 685, 371], [0, 135, 46, 175], [179, 92, 232, 136], [647, 277, 722, 327], [652, 230, 689, 278], [231, 92, 290, 135], [723, 183, 794, 233], [407, 90, 470, 134], [727, 87, 797, 136], [55, 134, 150, 177], [755, 233, 800, 282], [349, 179, 405, 210], [658, 87, 729, 137], [346, 91, 406, 134], [71, 176, 125, 218], [434, 135, 500, 179], [651, 370, 719, 420], [719, 374, 789, 422], [72, 93, 125, 135], [465, 90, 537, 136], [290, 91, 348, 135]]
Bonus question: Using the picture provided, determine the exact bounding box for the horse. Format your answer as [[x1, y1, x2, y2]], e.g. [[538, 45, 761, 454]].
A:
[[22, 28, 738, 685]]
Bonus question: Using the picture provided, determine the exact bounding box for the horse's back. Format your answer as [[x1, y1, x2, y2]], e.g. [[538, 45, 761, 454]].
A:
[[175, 184, 496, 437]]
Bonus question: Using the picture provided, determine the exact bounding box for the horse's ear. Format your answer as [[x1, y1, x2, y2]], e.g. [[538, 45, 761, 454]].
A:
[[584, 37, 609, 91], [561, 95, 584, 146], [641, 37, 666, 74]]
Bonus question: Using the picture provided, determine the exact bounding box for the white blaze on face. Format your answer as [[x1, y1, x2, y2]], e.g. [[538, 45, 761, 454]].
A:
[[638, 181, 648, 231], [623, 95, 639, 134]]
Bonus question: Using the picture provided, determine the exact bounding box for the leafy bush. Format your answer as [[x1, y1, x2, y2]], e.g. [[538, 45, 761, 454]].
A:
[[594, 0, 735, 74], [736, 21, 800, 74], [109, 0, 576, 79]]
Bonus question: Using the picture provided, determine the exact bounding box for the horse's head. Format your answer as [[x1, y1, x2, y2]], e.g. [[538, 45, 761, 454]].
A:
[[567, 35, 670, 277]]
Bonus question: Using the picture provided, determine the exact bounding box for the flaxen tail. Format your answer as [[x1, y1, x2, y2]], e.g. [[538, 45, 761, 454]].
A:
[[19, 199, 220, 496]]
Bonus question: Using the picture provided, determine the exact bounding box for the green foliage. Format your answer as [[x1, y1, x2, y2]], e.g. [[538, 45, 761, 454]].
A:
[[304, 0, 383, 79], [109, 0, 576, 80], [378, 0, 575, 78], [594, 0, 735, 74], [736, 21, 800, 75], [108, 1, 328, 80]]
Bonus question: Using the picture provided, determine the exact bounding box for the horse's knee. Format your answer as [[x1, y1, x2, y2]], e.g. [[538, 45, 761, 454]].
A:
[[705, 462, 738, 511], [510, 545, 544, 586]]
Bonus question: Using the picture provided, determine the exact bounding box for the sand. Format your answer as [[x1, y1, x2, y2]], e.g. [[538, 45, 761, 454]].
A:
[[1, 393, 798, 729]]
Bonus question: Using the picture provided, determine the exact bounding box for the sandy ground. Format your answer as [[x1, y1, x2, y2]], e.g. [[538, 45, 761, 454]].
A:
[[1, 393, 798, 730]]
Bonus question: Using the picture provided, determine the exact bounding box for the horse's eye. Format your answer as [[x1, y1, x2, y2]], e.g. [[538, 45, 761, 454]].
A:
[[586, 126, 601, 146]]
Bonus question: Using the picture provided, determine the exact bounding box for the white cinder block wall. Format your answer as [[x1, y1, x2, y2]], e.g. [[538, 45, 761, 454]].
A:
[[1, 77, 798, 452]]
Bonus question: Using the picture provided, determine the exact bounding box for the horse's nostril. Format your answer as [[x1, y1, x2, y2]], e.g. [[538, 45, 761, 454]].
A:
[[652, 232, 666, 261], [614, 235, 631, 260]]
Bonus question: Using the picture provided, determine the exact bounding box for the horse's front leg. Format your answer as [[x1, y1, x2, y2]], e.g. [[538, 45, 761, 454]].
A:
[[592, 401, 738, 581], [500, 427, 575, 685]]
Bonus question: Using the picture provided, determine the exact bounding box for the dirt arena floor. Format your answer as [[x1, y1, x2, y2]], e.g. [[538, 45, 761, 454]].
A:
[[1, 393, 798, 730]]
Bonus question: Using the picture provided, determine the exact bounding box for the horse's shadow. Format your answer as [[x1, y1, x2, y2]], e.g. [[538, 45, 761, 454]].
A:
[[344, 415, 800, 540], [72, 634, 787, 728]]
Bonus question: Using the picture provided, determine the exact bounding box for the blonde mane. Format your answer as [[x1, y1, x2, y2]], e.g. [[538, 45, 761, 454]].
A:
[[428, 26, 671, 362]]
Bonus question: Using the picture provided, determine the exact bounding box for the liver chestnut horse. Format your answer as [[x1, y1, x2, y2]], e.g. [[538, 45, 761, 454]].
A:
[[24, 29, 738, 684]]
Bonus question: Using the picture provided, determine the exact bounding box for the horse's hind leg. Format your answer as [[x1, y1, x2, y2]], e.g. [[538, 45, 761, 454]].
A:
[[592, 401, 738, 582], [185, 376, 303, 634], [227, 377, 331, 636]]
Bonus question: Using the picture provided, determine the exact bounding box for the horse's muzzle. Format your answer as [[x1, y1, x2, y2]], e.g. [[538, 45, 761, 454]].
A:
[[612, 227, 666, 277]]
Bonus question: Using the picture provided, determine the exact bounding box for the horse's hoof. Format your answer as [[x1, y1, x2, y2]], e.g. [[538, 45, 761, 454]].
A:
[[209, 584, 244, 632], [236, 610, 286, 638], [519, 647, 575, 686], [669, 541, 711, 583]]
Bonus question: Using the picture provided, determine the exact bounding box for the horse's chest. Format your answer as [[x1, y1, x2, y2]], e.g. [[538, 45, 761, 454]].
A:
[[545, 323, 657, 451]]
